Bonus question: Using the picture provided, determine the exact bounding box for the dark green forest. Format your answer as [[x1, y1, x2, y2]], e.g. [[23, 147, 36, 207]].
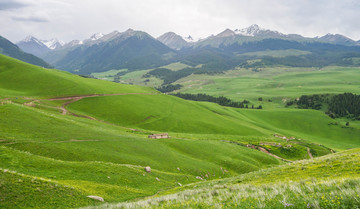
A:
[[287, 93, 360, 120], [171, 93, 262, 109]]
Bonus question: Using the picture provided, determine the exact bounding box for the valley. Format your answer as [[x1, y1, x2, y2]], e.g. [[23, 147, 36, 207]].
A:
[[0, 16, 359, 208], [0, 53, 359, 208]]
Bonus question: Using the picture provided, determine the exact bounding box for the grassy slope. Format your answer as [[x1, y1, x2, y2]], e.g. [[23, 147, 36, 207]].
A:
[[0, 54, 154, 98], [0, 102, 281, 208], [240, 49, 311, 57], [68, 94, 360, 150], [96, 148, 360, 209], [175, 66, 360, 105], [1, 54, 359, 208], [68, 94, 268, 136]]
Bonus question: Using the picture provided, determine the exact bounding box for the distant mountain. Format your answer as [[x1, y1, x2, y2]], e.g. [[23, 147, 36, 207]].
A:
[[234, 24, 286, 38], [34, 25, 360, 75], [41, 38, 65, 50], [17, 36, 51, 57], [0, 35, 52, 68], [17, 36, 65, 57], [216, 29, 236, 38], [317, 33, 359, 46], [44, 29, 174, 74], [157, 32, 190, 50]]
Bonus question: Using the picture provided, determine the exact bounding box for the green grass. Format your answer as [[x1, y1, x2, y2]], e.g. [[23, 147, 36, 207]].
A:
[[117, 69, 163, 86], [240, 49, 311, 58], [68, 94, 269, 136], [68, 94, 360, 150], [91, 69, 127, 81], [95, 148, 360, 209], [159, 62, 191, 71], [0, 54, 155, 98], [175, 66, 360, 107], [0, 99, 283, 208], [0, 168, 96, 209], [1, 54, 360, 208]]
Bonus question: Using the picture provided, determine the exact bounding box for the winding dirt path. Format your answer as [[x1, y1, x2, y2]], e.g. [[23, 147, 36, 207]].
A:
[[45, 93, 156, 116], [222, 140, 292, 162], [307, 147, 313, 159]]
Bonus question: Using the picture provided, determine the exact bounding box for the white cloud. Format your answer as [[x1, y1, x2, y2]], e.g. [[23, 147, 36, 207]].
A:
[[1, 0, 360, 43]]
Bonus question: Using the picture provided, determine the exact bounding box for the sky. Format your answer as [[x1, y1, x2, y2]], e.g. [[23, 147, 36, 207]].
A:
[[1, 0, 360, 43]]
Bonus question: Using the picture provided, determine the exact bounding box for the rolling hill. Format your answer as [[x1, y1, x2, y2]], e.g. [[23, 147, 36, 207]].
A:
[[100, 148, 360, 208], [0, 52, 359, 208], [0, 54, 284, 208]]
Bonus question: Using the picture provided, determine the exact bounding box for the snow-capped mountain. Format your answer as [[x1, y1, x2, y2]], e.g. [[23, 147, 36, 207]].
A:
[[43, 28, 173, 74], [17, 36, 65, 57], [41, 38, 65, 50], [234, 24, 284, 38], [17, 36, 51, 57], [90, 33, 104, 40]]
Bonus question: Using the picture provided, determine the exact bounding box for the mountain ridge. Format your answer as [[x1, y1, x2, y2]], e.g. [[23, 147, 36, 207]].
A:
[[0, 35, 52, 68]]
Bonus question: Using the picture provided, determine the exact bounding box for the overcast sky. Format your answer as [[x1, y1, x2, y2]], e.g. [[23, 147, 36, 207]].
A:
[[1, 0, 360, 43]]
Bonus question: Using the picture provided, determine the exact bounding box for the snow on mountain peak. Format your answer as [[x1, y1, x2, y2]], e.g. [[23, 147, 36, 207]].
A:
[[22, 36, 37, 42], [41, 38, 65, 50], [235, 24, 263, 36], [90, 33, 104, 40]]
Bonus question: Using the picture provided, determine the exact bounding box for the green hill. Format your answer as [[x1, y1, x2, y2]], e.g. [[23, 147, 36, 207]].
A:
[[1, 54, 359, 208], [96, 148, 360, 208], [0, 54, 155, 97], [0, 54, 283, 208], [68, 94, 360, 150]]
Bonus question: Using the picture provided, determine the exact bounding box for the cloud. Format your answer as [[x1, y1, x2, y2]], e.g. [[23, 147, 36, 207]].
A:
[[1, 0, 360, 43], [0, 0, 28, 11], [12, 16, 48, 22]]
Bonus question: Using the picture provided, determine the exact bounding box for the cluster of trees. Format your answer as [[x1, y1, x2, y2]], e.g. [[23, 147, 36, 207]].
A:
[[144, 68, 196, 84], [328, 93, 360, 119], [286, 94, 330, 110], [156, 84, 182, 93], [286, 93, 359, 120], [171, 93, 262, 109], [145, 67, 224, 85]]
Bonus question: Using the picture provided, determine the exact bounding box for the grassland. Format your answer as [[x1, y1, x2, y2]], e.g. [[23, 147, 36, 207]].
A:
[[0, 54, 285, 208], [91, 69, 127, 81], [68, 94, 360, 150], [1, 54, 359, 208], [93, 148, 360, 209], [0, 54, 155, 98], [174, 66, 360, 107], [240, 49, 311, 58]]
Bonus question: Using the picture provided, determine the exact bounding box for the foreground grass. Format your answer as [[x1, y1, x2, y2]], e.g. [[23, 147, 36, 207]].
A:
[[92, 149, 360, 209]]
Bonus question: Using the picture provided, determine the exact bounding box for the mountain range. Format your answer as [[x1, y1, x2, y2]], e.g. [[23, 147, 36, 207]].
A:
[[0, 35, 52, 68], [9, 24, 360, 75], [17, 36, 64, 57]]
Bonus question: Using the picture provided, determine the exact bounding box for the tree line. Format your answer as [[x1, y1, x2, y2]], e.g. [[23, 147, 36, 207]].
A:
[[171, 93, 262, 109], [286, 93, 360, 119]]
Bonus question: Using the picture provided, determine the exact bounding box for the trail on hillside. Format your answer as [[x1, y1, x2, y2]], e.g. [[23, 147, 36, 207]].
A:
[[45, 93, 156, 116], [223, 140, 292, 162], [307, 147, 313, 159]]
